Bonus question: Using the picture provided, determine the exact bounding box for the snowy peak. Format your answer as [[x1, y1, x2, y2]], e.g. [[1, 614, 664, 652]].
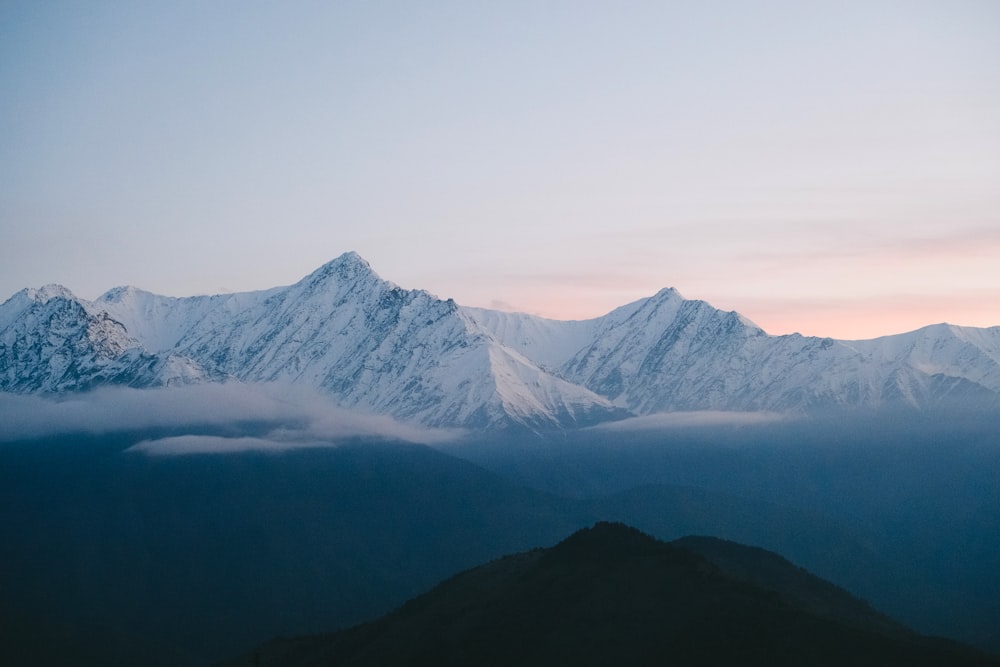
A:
[[296, 251, 384, 294], [558, 291, 770, 412], [0, 283, 221, 392], [0, 290, 146, 392], [96, 284, 147, 304], [651, 286, 683, 301], [23, 284, 79, 303], [847, 322, 1000, 400], [0, 284, 79, 331], [167, 264, 616, 429]]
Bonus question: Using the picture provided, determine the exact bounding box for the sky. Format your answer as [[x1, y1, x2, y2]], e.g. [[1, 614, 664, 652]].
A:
[[1, 1, 998, 339]]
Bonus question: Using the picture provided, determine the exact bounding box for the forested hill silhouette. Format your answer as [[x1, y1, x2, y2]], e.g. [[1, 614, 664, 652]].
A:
[[222, 522, 998, 666]]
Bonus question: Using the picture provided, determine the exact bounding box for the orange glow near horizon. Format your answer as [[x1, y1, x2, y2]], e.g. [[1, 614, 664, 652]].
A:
[[740, 301, 1000, 339]]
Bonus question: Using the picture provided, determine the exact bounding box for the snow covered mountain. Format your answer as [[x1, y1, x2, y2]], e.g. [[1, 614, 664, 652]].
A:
[[471, 286, 1000, 413], [0, 254, 622, 429], [0, 285, 211, 392], [1, 252, 998, 429]]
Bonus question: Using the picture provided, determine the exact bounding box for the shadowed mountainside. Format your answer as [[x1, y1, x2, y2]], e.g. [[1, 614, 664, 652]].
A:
[[2, 419, 998, 663], [222, 522, 997, 667]]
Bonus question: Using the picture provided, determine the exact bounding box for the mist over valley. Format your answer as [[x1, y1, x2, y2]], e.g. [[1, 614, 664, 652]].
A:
[[1, 406, 998, 664]]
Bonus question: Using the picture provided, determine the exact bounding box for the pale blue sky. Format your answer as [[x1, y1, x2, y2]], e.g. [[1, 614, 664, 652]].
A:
[[2, 1, 998, 337]]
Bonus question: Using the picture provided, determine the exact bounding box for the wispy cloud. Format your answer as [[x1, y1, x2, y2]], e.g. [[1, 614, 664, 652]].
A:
[[127, 435, 306, 456], [589, 411, 792, 431], [0, 383, 461, 449], [878, 226, 1000, 260], [727, 225, 1000, 266]]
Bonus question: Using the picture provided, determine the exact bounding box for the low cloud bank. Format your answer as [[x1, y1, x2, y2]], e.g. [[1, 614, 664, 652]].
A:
[[0, 383, 461, 451], [0, 383, 296, 438], [127, 434, 341, 455], [589, 410, 793, 431], [127, 435, 297, 455]]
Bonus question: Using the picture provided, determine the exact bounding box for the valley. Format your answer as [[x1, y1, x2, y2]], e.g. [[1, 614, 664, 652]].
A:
[[1, 412, 998, 664]]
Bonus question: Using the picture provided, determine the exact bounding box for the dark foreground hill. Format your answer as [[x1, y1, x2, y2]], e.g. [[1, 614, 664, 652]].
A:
[[222, 523, 997, 667]]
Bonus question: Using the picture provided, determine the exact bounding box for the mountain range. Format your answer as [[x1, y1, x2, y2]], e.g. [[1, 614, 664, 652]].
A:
[[2, 251, 998, 428]]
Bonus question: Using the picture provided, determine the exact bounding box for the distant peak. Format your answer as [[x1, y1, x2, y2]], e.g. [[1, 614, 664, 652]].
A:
[[330, 251, 373, 270], [334, 250, 368, 266], [97, 285, 148, 303], [653, 287, 684, 301]]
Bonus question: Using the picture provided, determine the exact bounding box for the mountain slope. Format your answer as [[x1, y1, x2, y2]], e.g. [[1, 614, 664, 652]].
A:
[[166, 253, 622, 428], [673, 535, 907, 638], [94, 285, 280, 354], [224, 522, 998, 666], [468, 288, 1000, 414]]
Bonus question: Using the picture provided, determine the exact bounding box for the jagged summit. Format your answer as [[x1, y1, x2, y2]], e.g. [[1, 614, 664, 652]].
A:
[[0, 285, 78, 333], [651, 286, 683, 301], [5, 283, 78, 306], [298, 251, 383, 290]]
